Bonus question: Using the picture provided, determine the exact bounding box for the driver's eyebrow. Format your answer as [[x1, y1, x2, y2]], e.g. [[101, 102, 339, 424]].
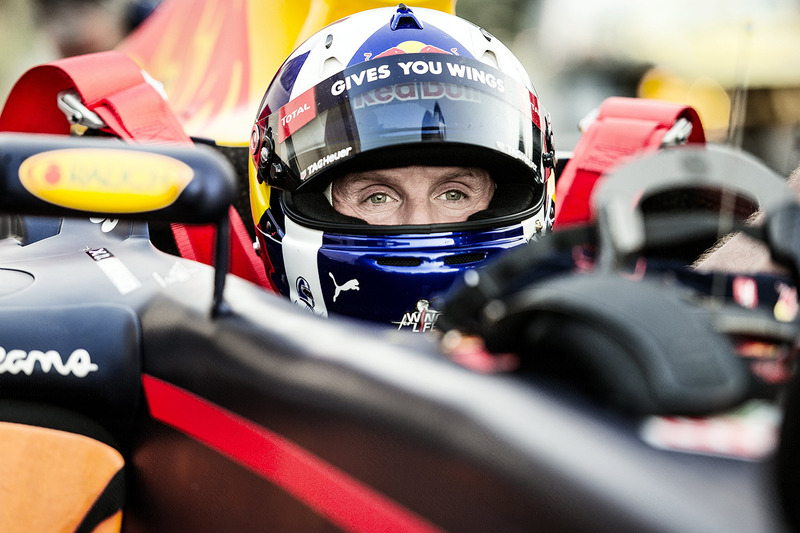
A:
[[345, 167, 489, 182], [434, 168, 486, 181], [435, 169, 496, 191], [336, 170, 390, 186]]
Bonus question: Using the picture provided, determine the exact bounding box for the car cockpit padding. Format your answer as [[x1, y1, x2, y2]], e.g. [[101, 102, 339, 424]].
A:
[[483, 273, 751, 416], [0, 304, 142, 442]]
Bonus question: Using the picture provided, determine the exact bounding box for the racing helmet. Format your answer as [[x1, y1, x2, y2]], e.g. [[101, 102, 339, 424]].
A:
[[250, 4, 556, 331]]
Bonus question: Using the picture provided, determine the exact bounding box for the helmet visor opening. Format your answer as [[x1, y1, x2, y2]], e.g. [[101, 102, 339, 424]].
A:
[[260, 53, 544, 190]]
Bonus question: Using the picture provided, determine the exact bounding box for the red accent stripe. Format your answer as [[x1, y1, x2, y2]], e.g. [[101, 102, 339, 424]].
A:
[[142, 374, 443, 533]]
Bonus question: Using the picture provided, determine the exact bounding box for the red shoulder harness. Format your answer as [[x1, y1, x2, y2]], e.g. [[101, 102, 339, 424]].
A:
[[0, 51, 271, 291], [554, 96, 706, 227]]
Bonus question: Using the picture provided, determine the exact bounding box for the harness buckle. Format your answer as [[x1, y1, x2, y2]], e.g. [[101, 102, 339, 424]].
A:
[[57, 90, 106, 130]]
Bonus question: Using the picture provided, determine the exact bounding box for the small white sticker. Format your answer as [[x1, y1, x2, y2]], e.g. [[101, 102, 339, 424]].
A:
[[86, 248, 141, 295]]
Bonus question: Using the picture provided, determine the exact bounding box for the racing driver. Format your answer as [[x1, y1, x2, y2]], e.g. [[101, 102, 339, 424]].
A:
[[249, 4, 556, 331]]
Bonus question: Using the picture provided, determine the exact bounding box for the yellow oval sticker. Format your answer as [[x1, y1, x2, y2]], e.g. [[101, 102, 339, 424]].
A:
[[18, 148, 194, 213]]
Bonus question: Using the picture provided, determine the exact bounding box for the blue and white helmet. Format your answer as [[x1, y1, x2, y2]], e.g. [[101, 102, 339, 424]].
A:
[[250, 4, 556, 331]]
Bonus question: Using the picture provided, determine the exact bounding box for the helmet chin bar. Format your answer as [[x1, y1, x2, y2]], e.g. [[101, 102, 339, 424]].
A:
[[270, 216, 534, 327]]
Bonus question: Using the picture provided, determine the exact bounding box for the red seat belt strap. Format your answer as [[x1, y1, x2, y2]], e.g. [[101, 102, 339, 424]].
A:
[[0, 51, 191, 145], [171, 209, 272, 291], [554, 97, 705, 227]]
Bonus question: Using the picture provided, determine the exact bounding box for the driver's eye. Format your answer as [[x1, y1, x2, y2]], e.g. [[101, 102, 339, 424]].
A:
[[368, 193, 388, 204], [443, 190, 464, 201]]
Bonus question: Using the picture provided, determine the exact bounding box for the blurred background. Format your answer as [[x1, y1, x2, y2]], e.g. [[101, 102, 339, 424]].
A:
[[1, 0, 799, 176], [458, 0, 800, 177], [0, 0, 157, 97]]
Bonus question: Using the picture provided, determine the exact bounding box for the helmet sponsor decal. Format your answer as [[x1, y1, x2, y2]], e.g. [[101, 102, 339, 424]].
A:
[[496, 140, 537, 171], [326, 55, 509, 100], [370, 40, 453, 59], [278, 87, 317, 142], [328, 272, 359, 302], [430, 60, 504, 91], [352, 81, 481, 109], [392, 299, 441, 333], [332, 56, 505, 95], [0, 346, 98, 378], [529, 91, 541, 129], [295, 276, 316, 311], [351, 21, 473, 66], [331, 64, 392, 96], [18, 148, 194, 213], [301, 146, 353, 180]]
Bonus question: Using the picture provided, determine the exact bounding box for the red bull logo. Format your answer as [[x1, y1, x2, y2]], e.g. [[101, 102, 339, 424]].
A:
[[352, 81, 481, 109], [368, 40, 455, 60]]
